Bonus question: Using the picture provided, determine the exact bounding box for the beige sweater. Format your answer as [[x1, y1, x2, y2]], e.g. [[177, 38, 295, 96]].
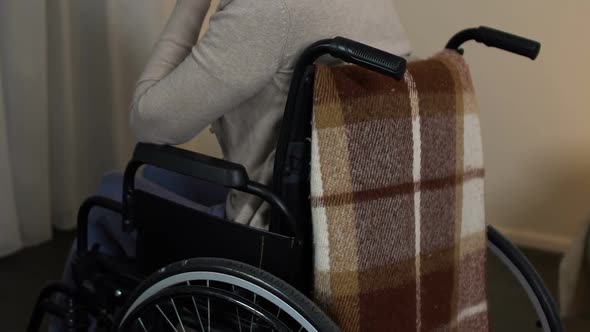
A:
[[130, 0, 412, 228]]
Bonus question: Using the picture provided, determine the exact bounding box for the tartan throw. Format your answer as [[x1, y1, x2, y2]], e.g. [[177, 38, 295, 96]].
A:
[[311, 50, 488, 331]]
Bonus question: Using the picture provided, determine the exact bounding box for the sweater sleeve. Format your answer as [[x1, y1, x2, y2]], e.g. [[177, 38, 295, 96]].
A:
[[130, 0, 288, 145]]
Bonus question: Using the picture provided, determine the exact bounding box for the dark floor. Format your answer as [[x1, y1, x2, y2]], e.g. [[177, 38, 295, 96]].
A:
[[0, 230, 588, 331], [0, 230, 74, 332]]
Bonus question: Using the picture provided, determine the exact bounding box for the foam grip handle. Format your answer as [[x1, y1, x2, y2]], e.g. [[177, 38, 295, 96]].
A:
[[329, 37, 407, 80], [477, 26, 540, 60]]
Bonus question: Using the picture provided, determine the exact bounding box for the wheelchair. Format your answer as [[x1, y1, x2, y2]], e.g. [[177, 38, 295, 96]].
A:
[[29, 27, 562, 332]]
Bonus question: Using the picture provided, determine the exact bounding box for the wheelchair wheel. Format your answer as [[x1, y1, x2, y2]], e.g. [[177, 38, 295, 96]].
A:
[[114, 258, 339, 332], [487, 225, 563, 332]]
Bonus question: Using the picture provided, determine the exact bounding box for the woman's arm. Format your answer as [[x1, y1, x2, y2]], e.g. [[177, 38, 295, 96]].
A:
[[130, 0, 288, 145], [135, 0, 211, 86]]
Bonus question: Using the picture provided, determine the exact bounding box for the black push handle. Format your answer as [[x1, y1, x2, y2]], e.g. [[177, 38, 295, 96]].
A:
[[329, 37, 407, 80], [446, 26, 541, 60], [477, 26, 540, 59]]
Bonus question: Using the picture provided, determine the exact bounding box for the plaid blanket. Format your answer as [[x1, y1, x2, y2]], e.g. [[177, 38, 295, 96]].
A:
[[311, 50, 488, 331]]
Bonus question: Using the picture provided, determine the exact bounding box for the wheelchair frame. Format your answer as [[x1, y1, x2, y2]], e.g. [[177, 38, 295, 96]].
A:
[[28, 27, 561, 332]]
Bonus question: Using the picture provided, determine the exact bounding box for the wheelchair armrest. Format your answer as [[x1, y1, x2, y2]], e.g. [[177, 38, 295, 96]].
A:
[[131, 143, 248, 189], [122, 143, 299, 237]]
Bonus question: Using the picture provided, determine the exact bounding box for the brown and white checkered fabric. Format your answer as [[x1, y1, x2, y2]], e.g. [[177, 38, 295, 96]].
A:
[[310, 50, 488, 331]]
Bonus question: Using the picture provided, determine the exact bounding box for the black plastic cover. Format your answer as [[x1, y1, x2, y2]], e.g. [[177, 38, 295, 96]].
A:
[[134, 190, 305, 290], [132, 143, 249, 189]]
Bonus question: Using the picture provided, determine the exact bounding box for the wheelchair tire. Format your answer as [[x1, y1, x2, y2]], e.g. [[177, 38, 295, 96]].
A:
[[113, 257, 339, 332], [487, 225, 563, 332]]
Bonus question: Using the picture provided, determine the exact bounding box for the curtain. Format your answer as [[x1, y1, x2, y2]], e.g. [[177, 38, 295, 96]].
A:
[[0, 0, 175, 257]]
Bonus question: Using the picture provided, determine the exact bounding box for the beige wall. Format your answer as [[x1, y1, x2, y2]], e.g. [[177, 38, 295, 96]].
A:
[[395, 0, 590, 250], [186, 0, 590, 251]]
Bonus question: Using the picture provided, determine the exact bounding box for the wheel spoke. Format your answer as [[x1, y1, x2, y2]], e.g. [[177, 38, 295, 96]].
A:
[[187, 281, 206, 332], [232, 286, 244, 332], [171, 299, 186, 332], [191, 296, 206, 332], [249, 294, 257, 332], [206, 280, 211, 332], [137, 318, 148, 332], [156, 304, 179, 332], [120, 265, 326, 332]]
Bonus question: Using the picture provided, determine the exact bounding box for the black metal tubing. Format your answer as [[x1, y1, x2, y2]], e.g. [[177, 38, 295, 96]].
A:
[[446, 26, 541, 60], [244, 181, 298, 237], [27, 282, 77, 332], [446, 28, 482, 51], [28, 302, 69, 332], [272, 40, 332, 198], [122, 160, 142, 231], [77, 196, 123, 257]]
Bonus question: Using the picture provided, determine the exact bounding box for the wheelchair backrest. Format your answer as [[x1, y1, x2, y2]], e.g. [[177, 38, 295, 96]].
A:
[[271, 46, 498, 329]]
